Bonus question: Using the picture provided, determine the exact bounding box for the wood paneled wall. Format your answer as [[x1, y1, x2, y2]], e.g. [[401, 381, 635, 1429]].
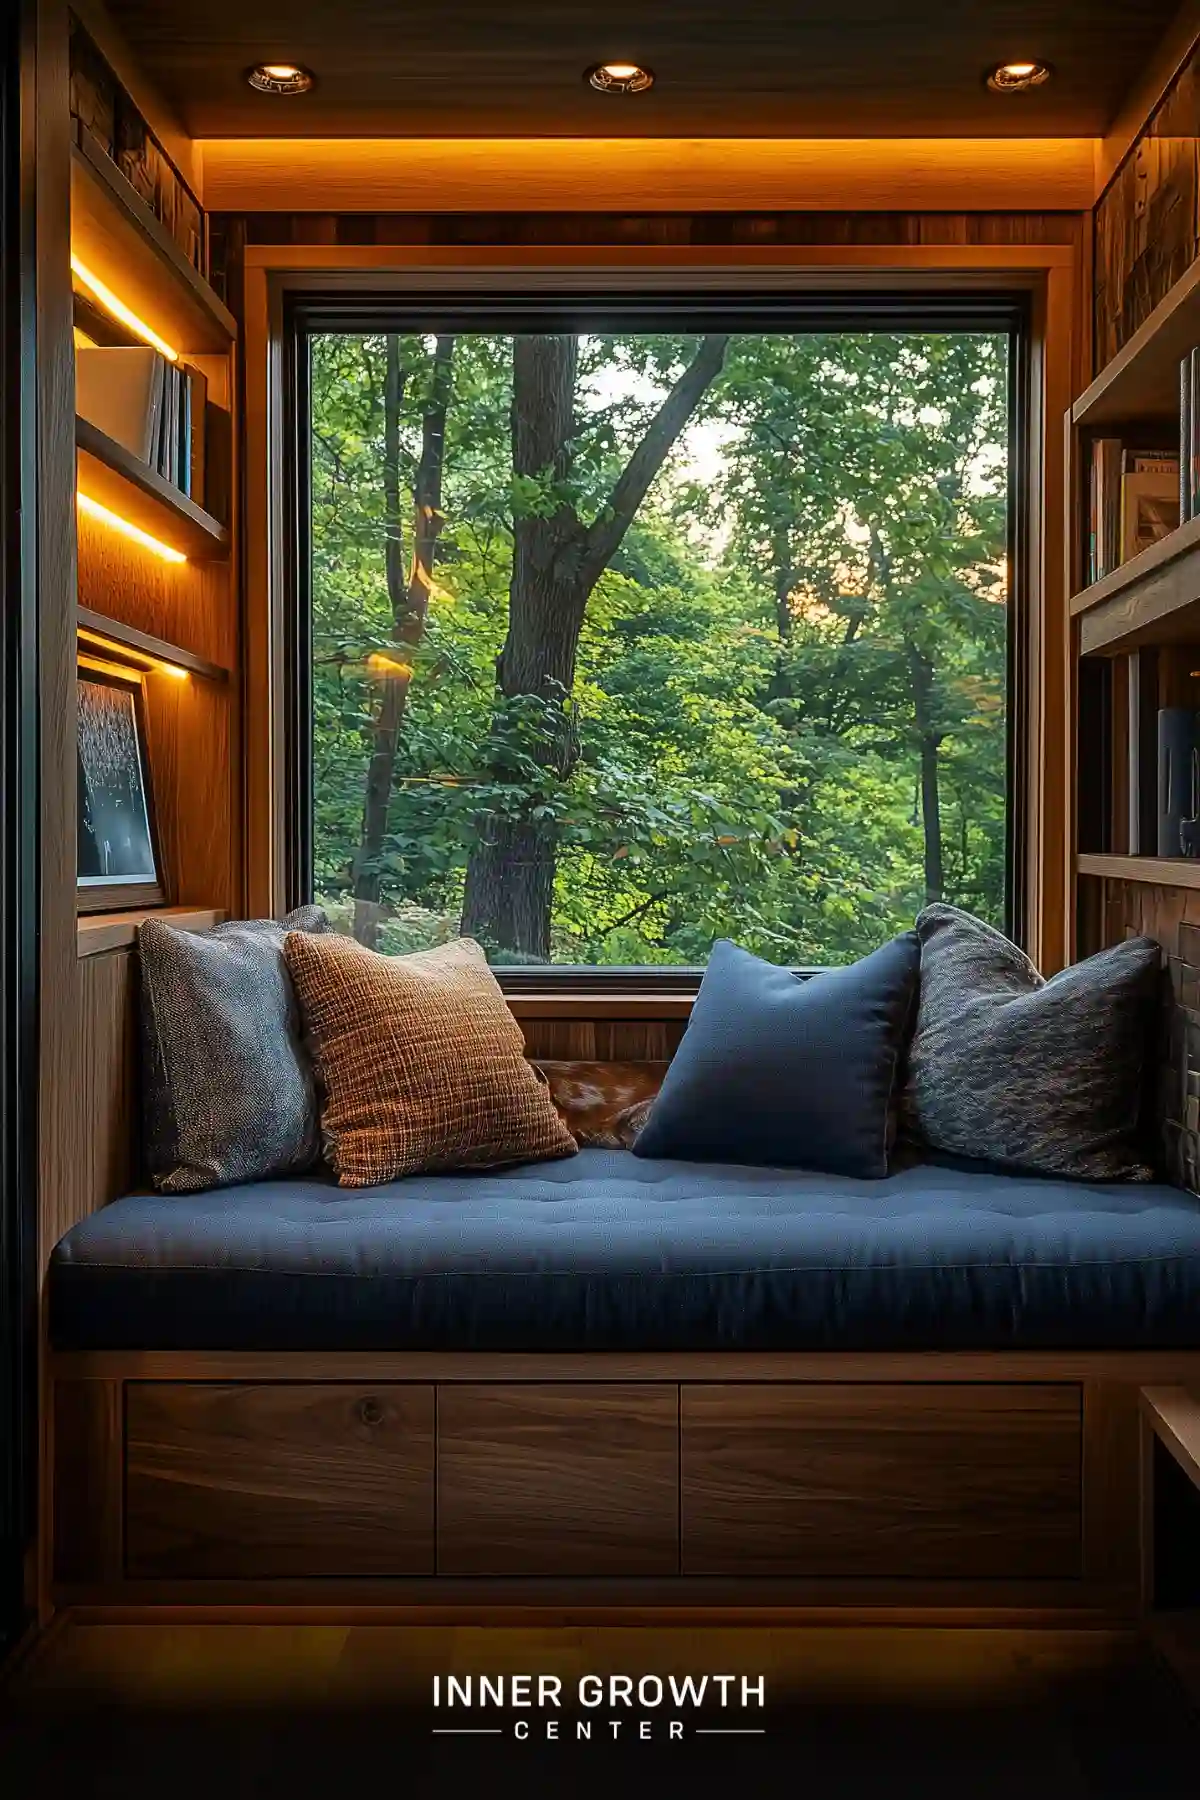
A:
[[76, 516, 239, 918], [1077, 876, 1200, 1192], [212, 209, 1086, 311], [1095, 30, 1200, 363]]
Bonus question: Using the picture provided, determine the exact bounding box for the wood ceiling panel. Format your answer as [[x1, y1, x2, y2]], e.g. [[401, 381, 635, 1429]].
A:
[[104, 1, 1182, 138]]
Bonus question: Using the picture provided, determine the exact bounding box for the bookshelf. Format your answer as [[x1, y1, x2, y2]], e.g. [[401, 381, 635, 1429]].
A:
[[70, 132, 235, 355], [76, 416, 229, 561], [70, 112, 240, 940], [77, 906, 226, 957], [77, 605, 230, 683], [1076, 854, 1200, 890], [1071, 511, 1200, 654], [1073, 255, 1200, 430]]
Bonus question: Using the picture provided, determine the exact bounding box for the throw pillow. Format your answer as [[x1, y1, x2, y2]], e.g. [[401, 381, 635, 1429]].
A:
[[283, 933, 578, 1186], [138, 906, 329, 1193], [906, 903, 1162, 1181], [535, 1060, 668, 1148], [632, 933, 921, 1177]]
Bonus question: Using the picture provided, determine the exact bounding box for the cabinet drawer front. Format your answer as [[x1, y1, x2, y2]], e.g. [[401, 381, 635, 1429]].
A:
[[125, 1383, 434, 1578], [682, 1384, 1082, 1579], [437, 1383, 679, 1575]]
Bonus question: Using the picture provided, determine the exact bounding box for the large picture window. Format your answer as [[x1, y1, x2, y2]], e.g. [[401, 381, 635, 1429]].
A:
[[299, 303, 1019, 970]]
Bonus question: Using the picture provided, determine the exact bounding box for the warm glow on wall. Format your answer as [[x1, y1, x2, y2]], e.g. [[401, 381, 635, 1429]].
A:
[[70, 257, 180, 362], [77, 491, 187, 564], [367, 652, 415, 679]]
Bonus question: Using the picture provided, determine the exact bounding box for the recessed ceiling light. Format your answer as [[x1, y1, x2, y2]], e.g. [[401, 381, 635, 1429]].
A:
[[586, 62, 655, 95], [986, 60, 1051, 93], [246, 62, 315, 96]]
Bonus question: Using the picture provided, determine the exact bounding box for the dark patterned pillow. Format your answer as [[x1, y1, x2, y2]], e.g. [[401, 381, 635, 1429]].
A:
[[138, 907, 329, 1193], [906, 904, 1162, 1181], [534, 1061, 668, 1148]]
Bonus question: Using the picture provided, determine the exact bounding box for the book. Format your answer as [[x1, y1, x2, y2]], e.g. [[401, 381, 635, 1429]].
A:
[[74, 345, 164, 464], [1090, 437, 1124, 581], [1120, 469, 1179, 563], [183, 363, 207, 503], [1182, 352, 1193, 524]]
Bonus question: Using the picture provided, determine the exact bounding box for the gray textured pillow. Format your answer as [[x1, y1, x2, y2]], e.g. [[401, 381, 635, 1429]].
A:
[[906, 904, 1161, 1182], [138, 908, 329, 1193]]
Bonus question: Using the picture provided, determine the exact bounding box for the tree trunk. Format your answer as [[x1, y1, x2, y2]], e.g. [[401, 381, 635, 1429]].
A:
[[460, 332, 729, 961], [352, 334, 455, 945], [459, 335, 581, 961], [907, 640, 944, 905]]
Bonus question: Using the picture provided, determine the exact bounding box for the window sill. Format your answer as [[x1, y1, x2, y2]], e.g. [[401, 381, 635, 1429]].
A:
[[505, 992, 696, 1018]]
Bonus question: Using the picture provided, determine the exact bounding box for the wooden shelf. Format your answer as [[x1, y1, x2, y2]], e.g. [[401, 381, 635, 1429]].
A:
[[1073, 253, 1200, 429], [1070, 512, 1200, 654], [76, 415, 229, 562], [70, 135, 235, 357], [1141, 1387, 1200, 1490], [1076, 854, 1200, 889], [77, 905, 225, 958], [77, 606, 230, 682]]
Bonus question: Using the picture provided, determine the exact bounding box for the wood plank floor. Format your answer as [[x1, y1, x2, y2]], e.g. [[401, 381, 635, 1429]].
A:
[[2, 1623, 1199, 1798]]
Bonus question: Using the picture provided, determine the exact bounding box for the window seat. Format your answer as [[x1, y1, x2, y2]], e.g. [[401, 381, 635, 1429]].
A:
[[48, 1148, 1200, 1353]]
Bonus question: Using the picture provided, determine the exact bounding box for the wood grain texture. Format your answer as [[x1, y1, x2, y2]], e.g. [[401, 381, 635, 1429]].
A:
[[57, 1348, 1200, 1386], [1096, 0, 1200, 197], [1095, 30, 1200, 365], [1078, 249, 1200, 426], [76, 416, 228, 560], [1082, 1381, 1142, 1591], [76, 949, 138, 1215], [107, 0, 1174, 140], [77, 508, 233, 671], [437, 1384, 679, 1576], [53, 1379, 123, 1584], [517, 1017, 687, 1060], [78, 608, 230, 681], [1077, 855, 1200, 888], [68, 0, 200, 196], [1073, 514, 1200, 653], [1074, 876, 1200, 1191], [70, 135, 230, 351], [77, 905, 223, 956], [125, 1384, 436, 1579], [681, 1385, 1083, 1579], [139, 663, 233, 911], [199, 140, 1099, 217], [1140, 1385, 1200, 1490]]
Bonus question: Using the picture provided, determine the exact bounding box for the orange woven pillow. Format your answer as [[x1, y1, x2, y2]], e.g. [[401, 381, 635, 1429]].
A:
[[282, 933, 578, 1187]]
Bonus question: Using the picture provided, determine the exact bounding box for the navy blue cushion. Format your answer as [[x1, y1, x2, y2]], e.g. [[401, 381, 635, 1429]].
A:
[[633, 934, 920, 1177], [47, 1148, 1200, 1352]]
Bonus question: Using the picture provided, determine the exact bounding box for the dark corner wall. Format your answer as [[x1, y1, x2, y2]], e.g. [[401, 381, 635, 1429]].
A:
[[1, 0, 42, 1655]]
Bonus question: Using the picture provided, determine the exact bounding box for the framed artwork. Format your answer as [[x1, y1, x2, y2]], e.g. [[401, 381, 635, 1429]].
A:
[[77, 662, 165, 912]]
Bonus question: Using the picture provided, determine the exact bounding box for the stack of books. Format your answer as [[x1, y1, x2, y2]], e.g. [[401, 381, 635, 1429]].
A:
[[75, 345, 206, 501], [1088, 437, 1179, 583]]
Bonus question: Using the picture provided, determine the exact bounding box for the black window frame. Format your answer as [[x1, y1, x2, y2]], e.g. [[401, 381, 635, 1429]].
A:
[[285, 290, 1030, 992]]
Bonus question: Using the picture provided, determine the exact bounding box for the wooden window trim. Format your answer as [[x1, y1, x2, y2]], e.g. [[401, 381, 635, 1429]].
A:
[[243, 243, 1078, 982]]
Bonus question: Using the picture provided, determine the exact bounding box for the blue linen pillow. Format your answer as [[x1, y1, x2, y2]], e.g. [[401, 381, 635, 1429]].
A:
[[632, 933, 921, 1177]]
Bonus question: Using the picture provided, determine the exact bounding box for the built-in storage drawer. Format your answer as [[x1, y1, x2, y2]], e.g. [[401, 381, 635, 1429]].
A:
[[437, 1383, 679, 1575], [681, 1384, 1082, 1579], [125, 1383, 435, 1578]]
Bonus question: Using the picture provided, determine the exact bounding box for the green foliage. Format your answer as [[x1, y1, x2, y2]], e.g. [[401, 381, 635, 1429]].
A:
[[310, 329, 1009, 965]]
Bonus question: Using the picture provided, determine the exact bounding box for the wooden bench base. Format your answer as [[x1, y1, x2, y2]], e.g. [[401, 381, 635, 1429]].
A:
[[49, 1349, 1200, 1617]]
